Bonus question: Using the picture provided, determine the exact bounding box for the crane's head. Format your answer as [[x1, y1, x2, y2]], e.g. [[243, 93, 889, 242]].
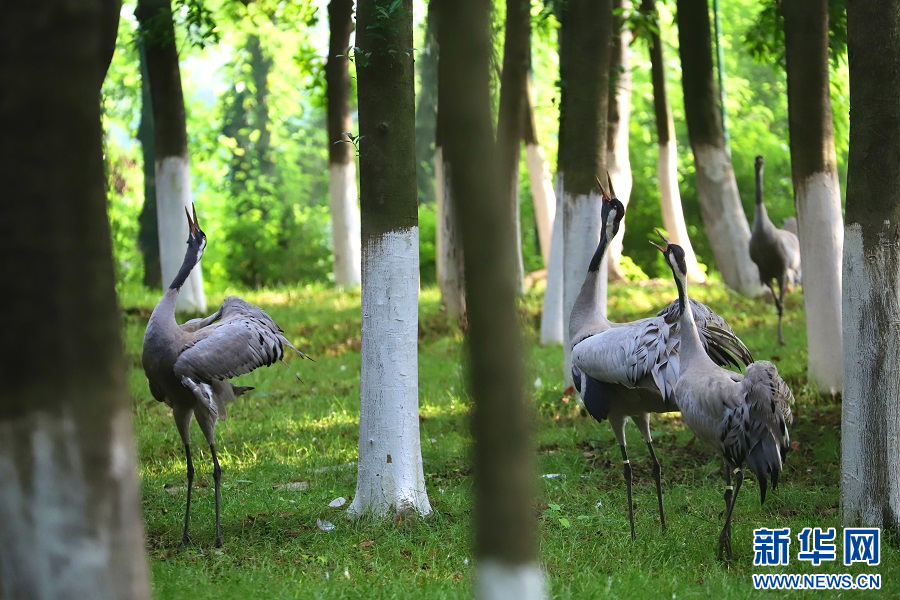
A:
[[597, 173, 625, 241], [650, 228, 687, 280], [755, 155, 765, 172], [184, 203, 207, 261]]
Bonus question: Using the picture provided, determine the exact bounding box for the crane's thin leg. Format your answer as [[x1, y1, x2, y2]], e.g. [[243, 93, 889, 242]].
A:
[[621, 445, 635, 540], [776, 279, 786, 345], [718, 468, 744, 563], [210, 444, 223, 547], [722, 466, 733, 519], [182, 444, 194, 546], [766, 282, 784, 345], [646, 441, 666, 532]]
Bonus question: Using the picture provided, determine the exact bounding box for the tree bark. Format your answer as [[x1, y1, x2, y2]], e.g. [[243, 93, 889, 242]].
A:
[[136, 0, 206, 312], [642, 0, 705, 283], [539, 176, 564, 345], [0, 2, 150, 598], [841, 0, 900, 531], [676, 0, 761, 296], [137, 38, 161, 289], [783, 0, 843, 394], [327, 0, 362, 286], [349, 0, 431, 519], [559, 0, 613, 383], [606, 0, 633, 281], [497, 0, 530, 295], [523, 78, 556, 266], [440, 0, 544, 595]]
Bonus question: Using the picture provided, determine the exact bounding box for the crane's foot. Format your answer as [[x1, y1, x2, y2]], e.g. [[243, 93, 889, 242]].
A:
[[215, 536, 224, 548], [181, 533, 192, 547], [717, 529, 733, 564]]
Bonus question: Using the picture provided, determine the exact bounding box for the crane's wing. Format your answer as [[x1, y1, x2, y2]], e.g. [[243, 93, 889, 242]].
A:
[[572, 317, 679, 404], [174, 296, 309, 383], [180, 307, 224, 334], [658, 298, 753, 369], [722, 361, 794, 503]]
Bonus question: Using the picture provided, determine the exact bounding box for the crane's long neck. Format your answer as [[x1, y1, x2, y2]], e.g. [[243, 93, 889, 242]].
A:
[[675, 270, 706, 362], [169, 245, 200, 291], [753, 163, 768, 229], [570, 224, 613, 341], [148, 245, 199, 331]]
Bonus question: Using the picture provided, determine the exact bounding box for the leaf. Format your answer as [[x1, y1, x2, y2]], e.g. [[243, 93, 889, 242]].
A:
[[316, 518, 335, 532], [329, 497, 347, 508], [558, 517, 571, 529], [359, 539, 375, 548]]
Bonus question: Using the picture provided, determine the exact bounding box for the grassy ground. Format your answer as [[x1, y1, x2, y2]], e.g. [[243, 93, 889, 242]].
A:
[[121, 279, 893, 599]]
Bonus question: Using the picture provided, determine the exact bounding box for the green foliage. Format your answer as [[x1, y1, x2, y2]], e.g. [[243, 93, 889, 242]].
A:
[[744, 0, 848, 68], [418, 203, 437, 284], [122, 282, 896, 598]]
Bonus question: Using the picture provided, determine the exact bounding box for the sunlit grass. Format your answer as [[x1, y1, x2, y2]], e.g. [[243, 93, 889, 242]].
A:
[[123, 280, 893, 599]]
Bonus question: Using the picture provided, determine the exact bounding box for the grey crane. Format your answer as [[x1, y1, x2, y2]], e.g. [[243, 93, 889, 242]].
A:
[[142, 205, 309, 547], [749, 156, 801, 345], [569, 178, 752, 539], [652, 231, 793, 562]]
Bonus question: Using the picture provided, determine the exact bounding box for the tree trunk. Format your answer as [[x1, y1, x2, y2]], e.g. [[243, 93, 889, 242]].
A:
[[642, 0, 705, 283], [497, 0, 530, 295], [0, 3, 150, 598], [435, 9, 467, 322], [676, 0, 761, 296], [136, 0, 206, 312], [523, 78, 556, 266], [539, 176, 564, 345], [137, 38, 161, 289], [327, 0, 362, 286], [349, 0, 431, 519], [783, 0, 842, 394], [841, 0, 900, 531], [559, 0, 613, 384], [606, 0, 633, 282], [440, 0, 544, 595], [415, 0, 439, 205]]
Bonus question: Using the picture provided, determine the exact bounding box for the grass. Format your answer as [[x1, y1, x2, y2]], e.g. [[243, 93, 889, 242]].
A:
[[122, 278, 893, 599]]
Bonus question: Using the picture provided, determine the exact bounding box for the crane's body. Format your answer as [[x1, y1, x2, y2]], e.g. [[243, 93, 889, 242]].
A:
[[143, 206, 308, 547], [655, 234, 793, 561], [569, 180, 751, 539], [749, 156, 801, 344]]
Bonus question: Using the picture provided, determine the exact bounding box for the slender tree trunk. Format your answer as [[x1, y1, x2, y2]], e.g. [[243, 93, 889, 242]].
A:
[[783, 0, 842, 394], [540, 176, 564, 345], [642, 0, 704, 283], [349, 0, 431, 519], [435, 9, 467, 322], [523, 78, 556, 266], [559, 0, 613, 384], [0, 2, 150, 598], [415, 0, 439, 205], [248, 35, 274, 181], [136, 0, 205, 312], [676, 0, 761, 296], [441, 0, 544, 595], [606, 0, 633, 281], [137, 39, 161, 289], [327, 0, 362, 286], [841, 0, 900, 531], [497, 0, 530, 295]]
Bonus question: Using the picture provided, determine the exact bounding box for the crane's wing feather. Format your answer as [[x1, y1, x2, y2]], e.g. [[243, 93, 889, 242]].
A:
[[658, 299, 753, 369], [174, 296, 307, 383]]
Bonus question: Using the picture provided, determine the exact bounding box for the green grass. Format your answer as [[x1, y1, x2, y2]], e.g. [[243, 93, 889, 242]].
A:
[[124, 279, 893, 599]]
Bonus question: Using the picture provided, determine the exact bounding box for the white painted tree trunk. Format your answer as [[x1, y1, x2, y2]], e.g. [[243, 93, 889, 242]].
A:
[[510, 165, 526, 295], [525, 143, 556, 265], [435, 146, 466, 320], [349, 228, 432, 518], [329, 160, 362, 286], [0, 409, 149, 599], [692, 144, 763, 296], [476, 560, 546, 600], [658, 140, 705, 283], [796, 171, 842, 393], [539, 175, 564, 345], [156, 156, 205, 313], [841, 222, 900, 527], [563, 187, 606, 385], [606, 26, 633, 282]]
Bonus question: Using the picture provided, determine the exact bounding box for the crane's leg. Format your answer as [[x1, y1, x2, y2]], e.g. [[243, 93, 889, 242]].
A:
[[776, 278, 786, 345], [173, 405, 194, 546], [722, 465, 733, 518], [620, 444, 635, 540], [718, 468, 744, 563], [646, 441, 666, 532], [210, 444, 223, 548]]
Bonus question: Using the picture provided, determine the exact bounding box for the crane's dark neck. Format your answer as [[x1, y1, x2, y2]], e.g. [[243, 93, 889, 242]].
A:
[[169, 246, 199, 290], [588, 229, 609, 272], [755, 165, 765, 206]]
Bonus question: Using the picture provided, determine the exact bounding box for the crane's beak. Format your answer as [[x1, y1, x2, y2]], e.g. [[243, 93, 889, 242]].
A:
[[184, 203, 201, 236], [649, 240, 666, 253], [607, 172, 616, 199], [650, 227, 671, 253], [596, 175, 610, 202]]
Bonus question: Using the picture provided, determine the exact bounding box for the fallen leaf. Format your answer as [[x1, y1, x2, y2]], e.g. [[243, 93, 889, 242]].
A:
[[316, 518, 335, 532], [329, 497, 347, 508], [359, 540, 375, 548]]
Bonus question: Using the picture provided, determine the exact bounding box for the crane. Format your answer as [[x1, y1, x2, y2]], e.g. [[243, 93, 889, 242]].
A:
[[749, 156, 801, 345], [570, 178, 752, 539], [142, 205, 310, 547], [653, 230, 793, 562]]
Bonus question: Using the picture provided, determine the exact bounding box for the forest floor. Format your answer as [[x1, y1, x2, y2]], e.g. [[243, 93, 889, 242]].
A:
[[120, 278, 894, 599]]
